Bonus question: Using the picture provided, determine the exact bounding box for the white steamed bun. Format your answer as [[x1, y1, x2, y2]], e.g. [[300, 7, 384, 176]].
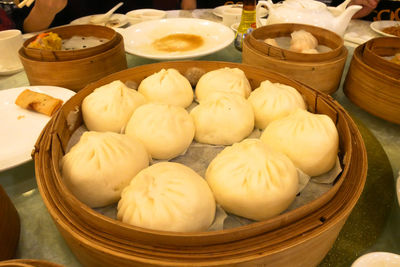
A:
[[125, 103, 195, 160], [260, 109, 339, 177], [82, 80, 146, 133], [195, 67, 252, 101], [248, 80, 306, 129], [138, 68, 194, 108], [61, 131, 149, 208], [205, 139, 298, 221], [117, 162, 216, 232], [190, 93, 254, 145]]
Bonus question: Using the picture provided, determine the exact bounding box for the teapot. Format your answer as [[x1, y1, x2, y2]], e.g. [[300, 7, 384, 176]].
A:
[[256, 0, 362, 36]]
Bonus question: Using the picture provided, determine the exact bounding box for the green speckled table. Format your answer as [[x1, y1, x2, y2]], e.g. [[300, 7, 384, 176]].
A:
[[0, 11, 399, 267]]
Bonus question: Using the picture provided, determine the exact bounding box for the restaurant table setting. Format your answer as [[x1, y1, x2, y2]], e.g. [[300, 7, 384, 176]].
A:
[[0, 2, 400, 267]]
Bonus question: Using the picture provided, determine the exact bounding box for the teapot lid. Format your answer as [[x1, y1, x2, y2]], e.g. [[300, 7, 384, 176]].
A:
[[283, 0, 327, 10]]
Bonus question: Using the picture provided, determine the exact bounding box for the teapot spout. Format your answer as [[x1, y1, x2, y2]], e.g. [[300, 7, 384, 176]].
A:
[[333, 4, 362, 36]]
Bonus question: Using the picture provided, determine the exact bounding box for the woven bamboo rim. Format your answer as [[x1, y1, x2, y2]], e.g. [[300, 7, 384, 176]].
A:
[[22, 25, 118, 62], [242, 37, 348, 94], [362, 37, 400, 79], [0, 259, 63, 267], [344, 44, 400, 124], [0, 185, 20, 261], [37, 61, 353, 247], [34, 76, 367, 266], [249, 23, 344, 62]]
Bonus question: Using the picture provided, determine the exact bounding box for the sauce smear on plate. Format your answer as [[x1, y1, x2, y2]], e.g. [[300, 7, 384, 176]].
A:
[[152, 34, 204, 52]]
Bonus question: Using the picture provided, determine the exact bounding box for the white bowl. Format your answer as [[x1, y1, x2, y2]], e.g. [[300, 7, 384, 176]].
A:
[[126, 9, 167, 25], [351, 252, 400, 267]]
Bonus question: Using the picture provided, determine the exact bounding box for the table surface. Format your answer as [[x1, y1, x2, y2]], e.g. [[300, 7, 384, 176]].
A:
[[0, 9, 399, 267]]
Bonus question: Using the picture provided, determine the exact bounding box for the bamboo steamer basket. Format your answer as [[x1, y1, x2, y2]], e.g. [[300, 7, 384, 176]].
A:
[[19, 33, 127, 92], [0, 185, 20, 261], [0, 259, 64, 267], [242, 23, 348, 95], [22, 25, 118, 62], [34, 61, 367, 266], [344, 39, 400, 124]]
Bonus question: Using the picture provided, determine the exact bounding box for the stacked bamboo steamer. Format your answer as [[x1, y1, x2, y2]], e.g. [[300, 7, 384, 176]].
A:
[[242, 23, 348, 95], [19, 25, 127, 92], [344, 37, 400, 124], [34, 61, 367, 267]]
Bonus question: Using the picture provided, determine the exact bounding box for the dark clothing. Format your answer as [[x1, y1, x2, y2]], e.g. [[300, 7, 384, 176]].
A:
[[331, 0, 400, 21]]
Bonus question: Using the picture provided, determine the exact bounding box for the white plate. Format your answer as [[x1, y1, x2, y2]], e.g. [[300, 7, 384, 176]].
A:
[[0, 64, 24, 76], [0, 86, 75, 171], [122, 18, 235, 60], [370, 20, 400, 37], [213, 4, 243, 18], [70, 13, 129, 28], [351, 252, 400, 267]]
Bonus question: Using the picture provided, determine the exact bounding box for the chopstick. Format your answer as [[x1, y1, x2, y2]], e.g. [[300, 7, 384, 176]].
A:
[[17, 0, 35, 8]]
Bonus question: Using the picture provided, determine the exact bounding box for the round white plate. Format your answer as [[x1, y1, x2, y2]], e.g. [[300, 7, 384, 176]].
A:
[[213, 4, 243, 18], [0, 86, 75, 171], [0, 64, 24, 76], [370, 20, 400, 37], [351, 252, 400, 267], [70, 13, 129, 28], [122, 18, 235, 60]]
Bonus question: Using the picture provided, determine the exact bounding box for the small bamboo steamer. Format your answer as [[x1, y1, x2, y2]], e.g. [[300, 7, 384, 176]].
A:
[[22, 24, 118, 62], [242, 23, 348, 95], [0, 259, 64, 267], [248, 23, 344, 62], [0, 185, 20, 261], [34, 61, 367, 266], [344, 41, 400, 124], [19, 33, 127, 92], [362, 37, 400, 79], [46, 61, 350, 247]]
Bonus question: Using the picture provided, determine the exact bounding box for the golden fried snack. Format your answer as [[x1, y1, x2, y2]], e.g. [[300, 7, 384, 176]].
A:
[[15, 89, 63, 116]]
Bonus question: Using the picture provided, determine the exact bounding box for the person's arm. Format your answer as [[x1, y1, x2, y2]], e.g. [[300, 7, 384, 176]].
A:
[[23, 0, 67, 32], [349, 0, 380, 19], [181, 0, 196, 10]]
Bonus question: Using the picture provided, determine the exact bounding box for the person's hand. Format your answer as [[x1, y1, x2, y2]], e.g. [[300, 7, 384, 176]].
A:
[[32, 0, 67, 16], [349, 0, 379, 19]]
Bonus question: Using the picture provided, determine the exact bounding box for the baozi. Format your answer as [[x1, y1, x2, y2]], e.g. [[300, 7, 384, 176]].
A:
[[82, 80, 146, 133], [248, 80, 306, 129], [195, 67, 252, 102], [61, 131, 149, 208], [260, 109, 339, 177], [125, 103, 195, 160], [117, 162, 216, 232], [205, 139, 298, 221], [190, 93, 254, 145], [138, 68, 194, 108]]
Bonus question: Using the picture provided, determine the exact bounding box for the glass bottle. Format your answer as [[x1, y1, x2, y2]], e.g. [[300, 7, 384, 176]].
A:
[[234, 0, 257, 51]]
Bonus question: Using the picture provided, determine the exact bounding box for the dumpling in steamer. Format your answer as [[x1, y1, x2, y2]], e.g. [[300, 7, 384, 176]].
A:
[[248, 80, 306, 129], [205, 139, 298, 221], [125, 103, 195, 160], [195, 67, 252, 101], [138, 68, 194, 108], [190, 93, 254, 145], [289, 30, 318, 53], [260, 109, 339, 177], [61, 131, 149, 208], [117, 162, 216, 232], [82, 80, 146, 133]]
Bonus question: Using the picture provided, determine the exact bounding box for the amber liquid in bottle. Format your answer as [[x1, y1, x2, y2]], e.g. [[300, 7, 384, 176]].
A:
[[234, 0, 257, 51]]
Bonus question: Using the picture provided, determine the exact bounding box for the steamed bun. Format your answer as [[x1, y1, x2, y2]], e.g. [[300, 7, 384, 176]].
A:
[[138, 68, 194, 108], [248, 80, 306, 129], [125, 103, 195, 160], [82, 80, 146, 133], [205, 139, 298, 221], [61, 131, 149, 208], [190, 93, 254, 145], [117, 162, 216, 232], [195, 67, 252, 101], [260, 109, 339, 177]]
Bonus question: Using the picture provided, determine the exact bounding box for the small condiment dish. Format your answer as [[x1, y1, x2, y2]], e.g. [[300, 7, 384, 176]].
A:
[[126, 9, 167, 25]]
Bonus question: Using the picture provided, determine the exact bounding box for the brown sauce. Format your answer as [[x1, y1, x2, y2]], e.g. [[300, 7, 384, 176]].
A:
[[152, 33, 204, 52]]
